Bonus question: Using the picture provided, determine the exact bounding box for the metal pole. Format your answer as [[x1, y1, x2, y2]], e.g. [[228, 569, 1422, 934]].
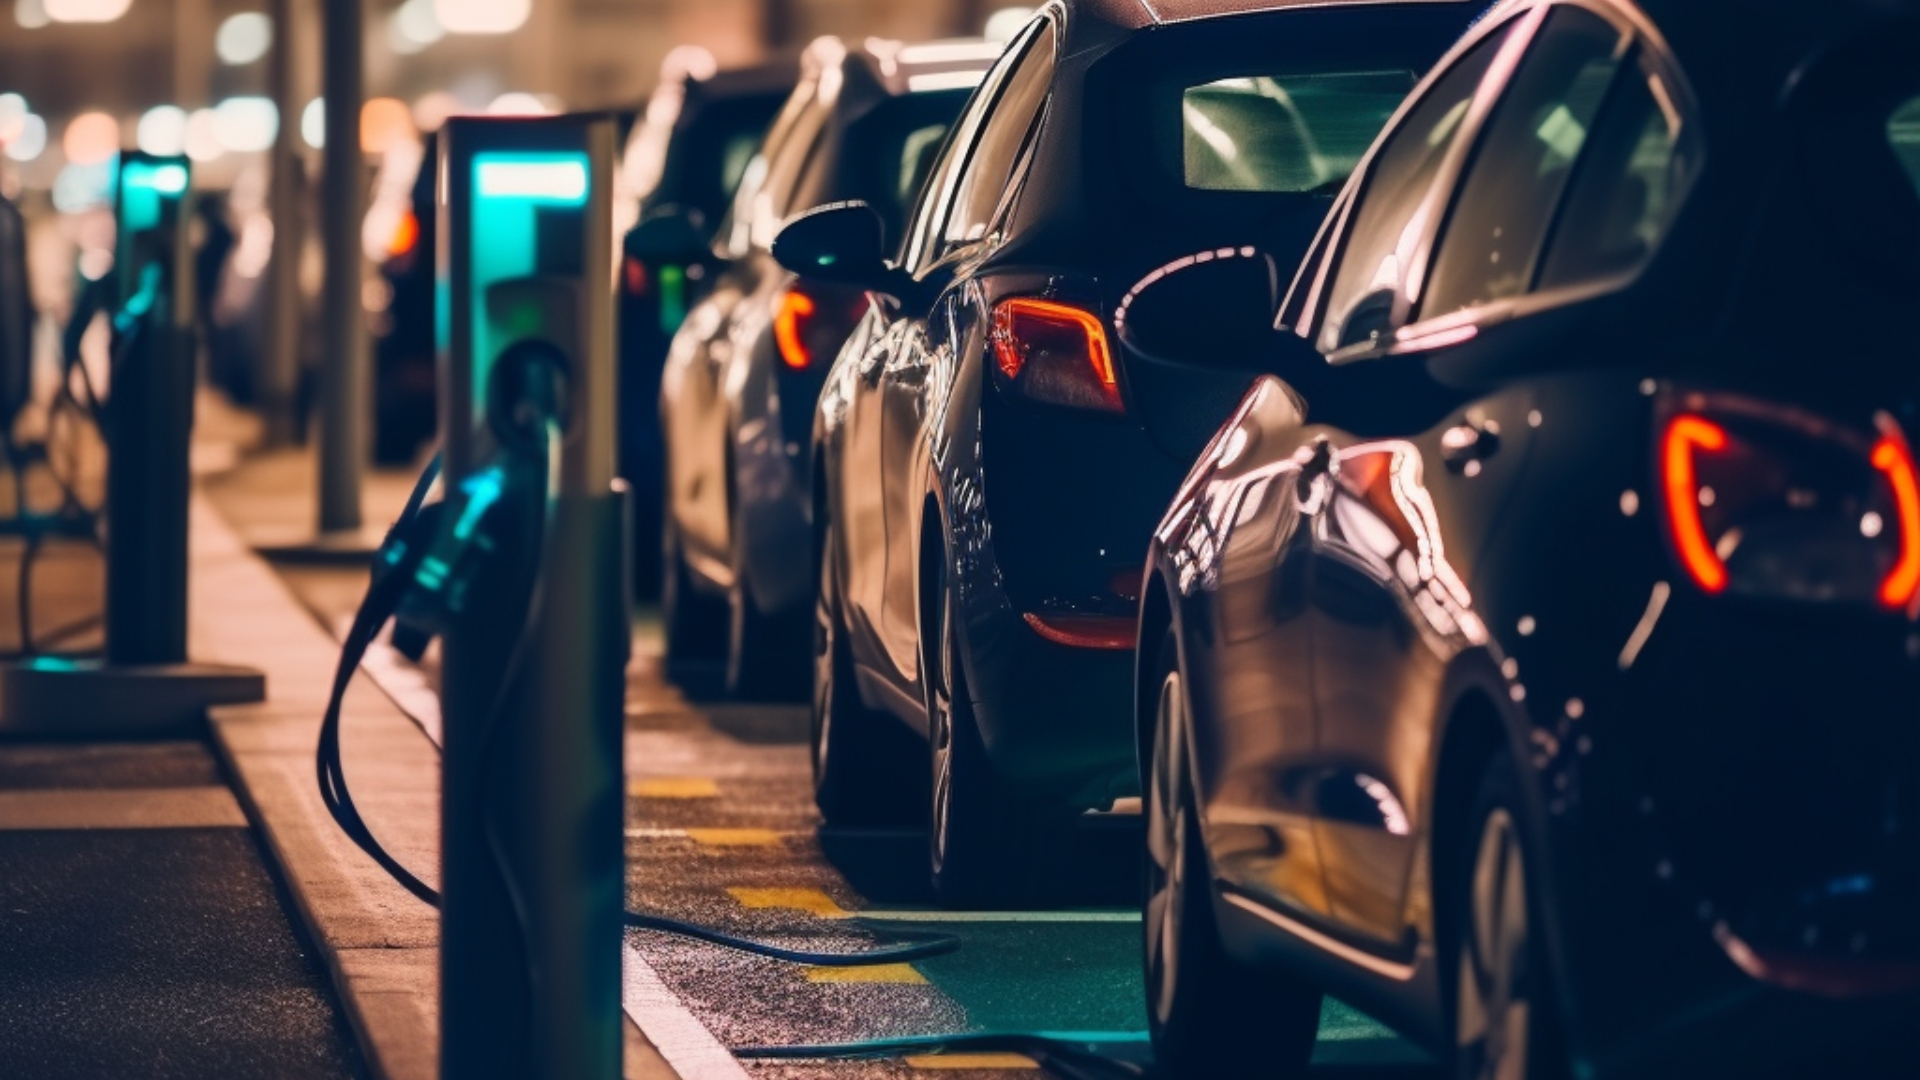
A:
[[264, 0, 303, 447], [318, 0, 366, 532]]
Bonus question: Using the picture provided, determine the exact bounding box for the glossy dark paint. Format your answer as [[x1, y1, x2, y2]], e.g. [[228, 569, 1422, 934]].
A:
[[813, 0, 1482, 811], [1139, 1, 1920, 1075], [662, 40, 996, 653]]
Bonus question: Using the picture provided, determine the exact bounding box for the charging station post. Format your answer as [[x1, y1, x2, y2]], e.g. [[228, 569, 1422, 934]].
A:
[[437, 115, 629, 1080], [0, 152, 264, 734]]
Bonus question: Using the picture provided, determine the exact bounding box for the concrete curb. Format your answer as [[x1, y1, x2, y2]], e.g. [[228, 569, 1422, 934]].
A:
[[187, 493, 675, 1080]]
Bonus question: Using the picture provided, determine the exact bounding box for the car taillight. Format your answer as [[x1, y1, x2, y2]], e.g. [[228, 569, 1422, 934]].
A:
[[772, 283, 864, 373], [1658, 405, 1917, 611], [989, 297, 1122, 413], [388, 209, 419, 259]]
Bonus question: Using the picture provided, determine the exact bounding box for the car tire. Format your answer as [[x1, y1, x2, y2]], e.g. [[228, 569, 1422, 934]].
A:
[[662, 515, 727, 697], [1452, 753, 1568, 1080], [1144, 635, 1320, 1079], [724, 503, 809, 702], [811, 518, 924, 825], [924, 554, 1068, 908]]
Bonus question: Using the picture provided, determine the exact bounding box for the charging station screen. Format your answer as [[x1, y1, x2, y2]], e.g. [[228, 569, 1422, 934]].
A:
[[468, 151, 590, 422]]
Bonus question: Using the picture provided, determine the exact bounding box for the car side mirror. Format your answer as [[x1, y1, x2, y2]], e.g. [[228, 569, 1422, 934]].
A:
[[772, 201, 920, 303], [1115, 248, 1325, 385], [624, 205, 709, 266]]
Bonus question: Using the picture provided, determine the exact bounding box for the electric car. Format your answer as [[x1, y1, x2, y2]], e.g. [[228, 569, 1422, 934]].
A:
[[1126, 0, 1920, 1076], [618, 52, 796, 597], [660, 36, 1000, 700], [773, 0, 1481, 903]]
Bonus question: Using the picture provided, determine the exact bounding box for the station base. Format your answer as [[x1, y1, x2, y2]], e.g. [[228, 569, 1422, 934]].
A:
[[0, 659, 266, 737]]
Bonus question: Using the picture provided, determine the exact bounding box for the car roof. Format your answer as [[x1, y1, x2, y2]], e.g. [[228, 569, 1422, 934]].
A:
[[1068, 0, 1475, 32], [804, 36, 1003, 99]]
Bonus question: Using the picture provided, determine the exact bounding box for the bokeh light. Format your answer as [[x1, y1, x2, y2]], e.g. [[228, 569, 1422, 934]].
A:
[[44, 0, 132, 23], [62, 111, 121, 165], [137, 105, 188, 156], [301, 99, 326, 149], [984, 6, 1035, 42], [213, 97, 279, 153], [0, 93, 26, 142], [51, 161, 114, 212], [487, 92, 553, 117], [411, 91, 462, 132], [360, 97, 417, 155], [185, 108, 224, 162], [435, 0, 528, 35], [393, 0, 443, 48], [14, 0, 49, 30], [216, 12, 273, 66], [4, 114, 47, 162]]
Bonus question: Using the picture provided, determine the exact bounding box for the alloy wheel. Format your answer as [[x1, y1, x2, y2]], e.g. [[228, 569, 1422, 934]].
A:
[[810, 530, 836, 783], [927, 588, 955, 873], [1457, 806, 1533, 1080], [1145, 668, 1188, 1028]]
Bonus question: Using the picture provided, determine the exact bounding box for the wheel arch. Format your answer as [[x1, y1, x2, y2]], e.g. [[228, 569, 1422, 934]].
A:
[[1134, 566, 1177, 798]]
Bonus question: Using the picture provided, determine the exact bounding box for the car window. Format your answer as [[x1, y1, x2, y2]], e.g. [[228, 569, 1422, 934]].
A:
[[900, 20, 1042, 271], [943, 19, 1056, 246], [1536, 48, 1699, 289], [1319, 23, 1513, 354], [1893, 95, 1920, 195], [1182, 70, 1418, 194], [1422, 7, 1626, 319]]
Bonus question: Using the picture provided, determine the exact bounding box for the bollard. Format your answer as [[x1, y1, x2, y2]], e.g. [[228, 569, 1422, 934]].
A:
[[0, 153, 264, 734], [436, 115, 628, 1080]]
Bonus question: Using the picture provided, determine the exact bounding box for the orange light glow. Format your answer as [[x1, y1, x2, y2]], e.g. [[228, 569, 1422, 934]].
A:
[[773, 288, 817, 371], [1663, 415, 1729, 594], [991, 297, 1117, 392], [1872, 435, 1920, 610], [387, 209, 419, 259], [1022, 613, 1137, 650]]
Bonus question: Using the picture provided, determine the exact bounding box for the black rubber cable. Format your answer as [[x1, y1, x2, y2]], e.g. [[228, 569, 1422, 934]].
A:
[[315, 456, 961, 968]]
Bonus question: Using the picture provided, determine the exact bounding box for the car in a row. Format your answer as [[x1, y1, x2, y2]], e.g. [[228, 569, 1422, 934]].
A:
[[659, 0, 1920, 1075]]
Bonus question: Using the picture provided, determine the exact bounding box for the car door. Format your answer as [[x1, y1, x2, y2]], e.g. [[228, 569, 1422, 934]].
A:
[[1304, 2, 1639, 947], [839, 311, 903, 658]]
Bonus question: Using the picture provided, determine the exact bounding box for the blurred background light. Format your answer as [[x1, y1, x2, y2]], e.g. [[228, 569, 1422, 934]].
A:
[[62, 111, 120, 165], [4, 113, 46, 162], [215, 12, 273, 66], [434, 0, 528, 36], [0, 93, 26, 142], [984, 6, 1035, 43], [51, 161, 113, 213], [14, 0, 49, 30], [411, 91, 462, 132], [301, 98, 325, 149], [393, 0, 443, 49], [486, 92, 553, 117], [360, 97, 416, 155], [44, 0, 132, 23], [185, 108, 224, 162], [213, 96, 278, 153], [136, 104, 188, 156]]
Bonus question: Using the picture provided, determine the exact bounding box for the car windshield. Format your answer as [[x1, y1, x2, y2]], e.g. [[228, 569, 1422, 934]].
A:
[[1182, 70, 1419, 194]]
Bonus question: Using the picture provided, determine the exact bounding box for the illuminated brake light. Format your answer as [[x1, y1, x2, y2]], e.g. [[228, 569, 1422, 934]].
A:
[[388, 209, 419, 259], [990, 297, 1122, 412], [1663, 415, 1729, 594], [774, 288, 818, 371], [1871, 435, 1920, 609]]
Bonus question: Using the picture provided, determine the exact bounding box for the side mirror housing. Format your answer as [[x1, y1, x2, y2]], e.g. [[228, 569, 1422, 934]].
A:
[[1115, 247, 1325, 385], [624, 205, 709, 266], [772, 201, 919, 302]]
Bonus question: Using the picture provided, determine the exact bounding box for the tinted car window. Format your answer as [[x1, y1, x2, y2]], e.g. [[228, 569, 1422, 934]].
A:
[[1422, 7, 1626, 319], [1320, 24, 1511, 353], [945, 20, 1057, 246], [1182, 70, 1418, 193], [1886, 94, 1920, 196], [837, 91, 973, 249], [1537, 50, 1698, 289]]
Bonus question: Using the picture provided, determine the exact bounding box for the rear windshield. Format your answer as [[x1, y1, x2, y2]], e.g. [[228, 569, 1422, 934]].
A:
[[1182, 70, 1419, 194], [1890, 94, 1920, 197]]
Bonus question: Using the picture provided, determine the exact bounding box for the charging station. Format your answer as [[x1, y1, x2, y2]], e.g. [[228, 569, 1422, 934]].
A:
[[435, 115, 629, 1080], [0, 152, 264, 733]]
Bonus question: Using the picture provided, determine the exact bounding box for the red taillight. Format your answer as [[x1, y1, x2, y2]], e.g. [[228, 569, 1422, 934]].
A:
[[1023, 613, 1137, 650], [622, 255, 648, 297], [388, 209, 419, 259], [990, 297, 1122, 413], [1663, 415, 1731, 594], [774, 288, 817, 371], [1871, 435, 1920, 609]]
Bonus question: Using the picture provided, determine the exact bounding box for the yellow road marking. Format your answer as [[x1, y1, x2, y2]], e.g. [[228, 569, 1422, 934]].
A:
[[905, 1053, 1040, 1069], [631, 777, 719, 799], [805, 963, 927, 984], [726, 887, 851, 919], [684, 828, 783, 847]]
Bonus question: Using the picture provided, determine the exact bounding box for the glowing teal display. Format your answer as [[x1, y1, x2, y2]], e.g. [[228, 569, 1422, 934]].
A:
[[467, 151, 591, 416], [117, 156, 190, 236]]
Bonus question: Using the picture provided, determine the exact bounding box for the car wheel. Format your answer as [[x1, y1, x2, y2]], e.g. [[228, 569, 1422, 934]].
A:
[[925, 557, 1066, 908], [1144, 637, 1320, 1078], [811, 518, 923, 825], [1454, 755, 1566, 1080], [662, 515, 726, 696]]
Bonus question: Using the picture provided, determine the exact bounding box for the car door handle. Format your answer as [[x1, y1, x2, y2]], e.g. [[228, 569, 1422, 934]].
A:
[[1441, 420, 1500, 473]]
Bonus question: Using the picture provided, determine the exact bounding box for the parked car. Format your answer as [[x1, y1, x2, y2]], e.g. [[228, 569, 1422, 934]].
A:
[[619, 53, 797, 596], [369, 132, 439, 464], [1127, 0, 1920, 1076], [660, 35, 1001, 699], [774, 0, 1480, 903]]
